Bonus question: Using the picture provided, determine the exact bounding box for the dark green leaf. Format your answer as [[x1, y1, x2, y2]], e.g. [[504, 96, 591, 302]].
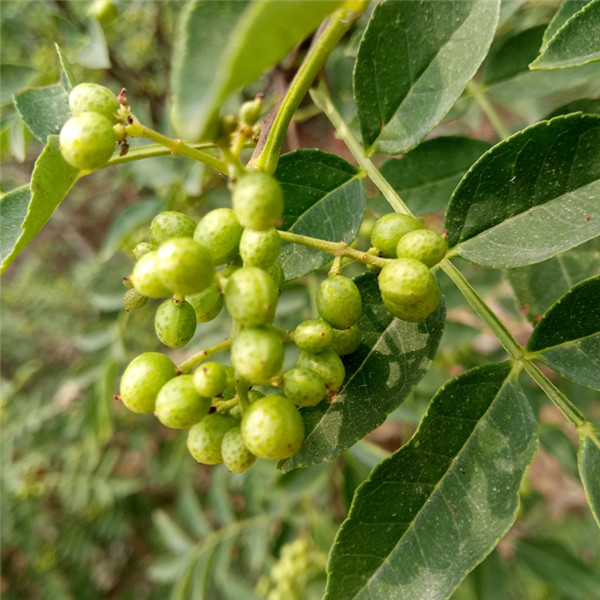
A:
[[354, 0, 500, 155], [0, 186, 31, 266], [55, 43, 77, 91], [578, 425, 600, 529], [325, 363, 538, 600], [546, 97, 600, 118], [379, 137, 491, 216], [532, 0, 600, 69], [14, 84, 70, 142], [1, 136, 79, 273], [281, 272, 445, 472], [170, 0, 343, 140], [445, 114, 600, 268], [527, 276, 600, 390], [542, 0, 591, 46], [275, 149, 365, 281]]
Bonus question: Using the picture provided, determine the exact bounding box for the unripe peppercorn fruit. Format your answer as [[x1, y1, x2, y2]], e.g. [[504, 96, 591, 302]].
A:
[[130, 251, 172, 298], [283, 367, 327, 407], [239, 227, 281, 269], [316, 275, 362, 330], [395, 229, 448, 268], [294, 319, 333, 353], [370, 213, 423, 257], [193, 362, 228, 398], [331, 324, 362, 356], [378, 258, 438, 306], [187, 413, 237, 465], [194, 208, 243, 265], [131, 241, 156, 260], [149, 211, 196, 245], [155, 375, 211, 429], [69, 83, 120, 122], [123, 288, 148, 311], [225, 267, 278, 326], [381, 281, 441, 322], [186, 284, 223, 322], [231, 326, 283, 384], [154, 299, 197, 348], [232, 172, 283, 230], [221, 427, 256, 473], [296, 348, 345, 392]]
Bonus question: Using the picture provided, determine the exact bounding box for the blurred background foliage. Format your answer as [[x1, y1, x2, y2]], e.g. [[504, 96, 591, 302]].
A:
[[1, 1, 599, 599]]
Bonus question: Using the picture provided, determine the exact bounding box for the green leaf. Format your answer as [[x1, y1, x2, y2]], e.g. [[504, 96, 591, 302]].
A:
[[546, 97, 600, 118], [77, 16, 110, 70], [13, 84, 70, 142], [445, 113, 600, 268], [0, 186, 31, 265], [281, 272, 445, 472], [532, 0, 600, 70], [354, 0, 500, 155], [0, 64, 36, 105], [578, 425, 600, 529], [55, 43, 77, 91], [527, 276, 600, 390], [170, 0, 343, 140], [542, 0, 591, 47], [1, 136, 79, 273], [325, 363, 538, 600], [379, 137, 491, 216], [275, 149, 365, 281]]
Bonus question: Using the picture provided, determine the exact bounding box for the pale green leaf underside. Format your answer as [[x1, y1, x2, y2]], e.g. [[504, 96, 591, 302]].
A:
[[55, 43, 77, 91], [325, 363, 538, 600], [578, 426, 600, 530], [13, 84, 70, 142]]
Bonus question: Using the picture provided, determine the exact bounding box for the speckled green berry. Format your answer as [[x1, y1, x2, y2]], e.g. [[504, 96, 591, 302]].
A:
[[239, 227, 281, 269], [194, 208, 243, 265], [130, 251, 171, 298], [395, 229, 448, 268], [232, 172, 283, 230], [193, 362, 228, 398], [59, 112, 116, 170], [131, 242, 156, 260], [370, 213, 423, 257], [331, 324, 362, 356], [378, 258, 438, 306], [155, 375, 211, 429], [155, 238, 215, 296], [186, 284, 223, 322], [221, 427, 256, 473], [316, 276, 362, 330], [149, 211, 196, 245], [154, 299, 196, 348], [294, 319, 333, 353], [69, 83, 119, 122], [123, 288, 148, 311], [119, 352, 176, 414], [241, 395, 304, 460], [268, 262, 285, 293], [187, 413, 237, 464], [283, 367, 327, 407], [296, 348, 345, 392], [225, 267, 278, 326], [381, 280, 441, 322], [239, 96, 263, 125], [231, 326, 283, 384]]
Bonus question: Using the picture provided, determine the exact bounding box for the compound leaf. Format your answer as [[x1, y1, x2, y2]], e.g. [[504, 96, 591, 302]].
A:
[[275, 149, 365, 281], [527, 276, 600, 390], [542, 0, 591, 47], [578, 425, 600, 530], [354, 0, 499, 155], [281, 272, 445, 472], [445, 113, 600, 268], [13, 84, 70, 142], [325, 362, 538, 600]]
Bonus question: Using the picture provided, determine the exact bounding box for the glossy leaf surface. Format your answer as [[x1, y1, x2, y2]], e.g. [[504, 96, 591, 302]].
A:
[[14, 84, 70, 142]]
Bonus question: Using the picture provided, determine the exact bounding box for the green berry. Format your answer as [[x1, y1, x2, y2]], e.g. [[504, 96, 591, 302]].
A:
[[296, 348, 345, 392], [239, 227, 281, 269], [194, 208, 243, 265], [283, 367, 327, 407], [131, 241, 156, 260], [187, 413, 237, 465], [59, 112, 116, 171], [370, 213, 423, 257], [330, 324, 362, 356], [193, 362, 228, 398], [155, 238, 215, 296], [268, 262, 285, 293], [378, 258, 438, 306], [221, 427, 256, 473], [231, 326, 283, 384], [123, 288, 148, 311], [130, 251, 172, 298], [294, 319, 333, 353], [247, 389, 265, 402], [155, 375, 211, 429], [69, 83, 119, 122], [381, 280, 441, 322], [241, 395, 304, 460], [149, 211, 196, 245], [120, 352, 177, 414], [316, 276, 362, 329], [154, 299, 196, 348], [225, 267, 278, 326], [216, 263, 241, 292], [239, 96, 263, 125], [232, 172, 283, 230], [186, 284, 223, 322], [395, 229, 448, 268]]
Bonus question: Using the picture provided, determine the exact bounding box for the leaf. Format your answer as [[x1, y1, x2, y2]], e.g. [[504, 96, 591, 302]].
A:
[[280, 272, 445, 472], [546, 97, 600, 118], [0, 186, 31, 265], [578, 425, 600, 530], [379, 137, 491, 216], [77, 16, 110, 70], [170, 0, 343, 140], [325, 362, 538, 600], [542, 0, 591, 47], [55, 43, 77, 91], [0, 64, 36, 105], [13, 84, 70, 142], [527, 276, 600, 390], [353, 0, 500, 155], [531, 0, 600, 70], [445, 113, 600, 268], [1, 136, 79, 273], [275, 149, 365, 281]]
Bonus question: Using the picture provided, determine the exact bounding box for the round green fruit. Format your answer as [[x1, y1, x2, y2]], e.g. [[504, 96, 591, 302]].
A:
[[241, 395, 304, 460], [395, 229, 448, 268], [154, 299, 196, 348], [149, 211, 196, 245], [268, 262, 285, 293], [131, 242, 156, 260], [130, 251, 171, 298], [193, 362, 228, 398], [370, 213, 423, 257], [382, 280, 441, 322], [316, 276, 362, 330], [120, 352, 177, 414], [123, 288, 148, 311], [194, 208, 243, 265], [330, 324, 362, 356], [231, 326, 283, 383], [225, 267, 278, 326], [221, 427, 256, 473], [155, 375, 211, 429], [239, 227, 281, 269], [186, 284, 223, 322], [232, 172, 283, 230], [69, 83, 119, 122], [59, 112, 116, 171], [378, 258, 438, 306], [283, 367, 327, 407], [187, 413, 237, 465], [296, 348, 345, 392], [294, 319, 333, 353]]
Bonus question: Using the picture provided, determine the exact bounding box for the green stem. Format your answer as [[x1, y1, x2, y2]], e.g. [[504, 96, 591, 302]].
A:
[[466, 80, 511, 140], [219, 145, 248, 179], [106, 142, 220, 167], [252, 1, 368, 174], [177, 338, 233, 374], [310, 82, 410, 215]]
